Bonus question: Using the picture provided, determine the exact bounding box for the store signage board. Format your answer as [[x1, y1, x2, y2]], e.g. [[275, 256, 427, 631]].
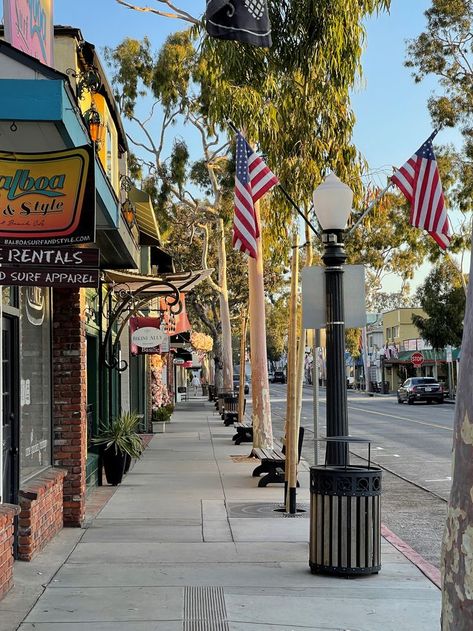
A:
[[302, 265, 367, 329], [0, 146, 95, 245], [131, 327, 167, 349], [0, 267, 99, 287], [3, 0, 54, 67], [0, 246, 100, 267]]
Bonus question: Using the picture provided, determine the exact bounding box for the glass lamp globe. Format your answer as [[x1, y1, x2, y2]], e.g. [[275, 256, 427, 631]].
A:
[[313, 173, 353, 231]]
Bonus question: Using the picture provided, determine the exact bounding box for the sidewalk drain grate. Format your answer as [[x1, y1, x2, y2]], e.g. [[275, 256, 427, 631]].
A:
[[183, 586, 229, 630], [227, 501, 309, 518]]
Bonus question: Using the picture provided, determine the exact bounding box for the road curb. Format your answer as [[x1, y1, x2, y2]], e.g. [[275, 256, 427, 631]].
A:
[[381, 524, 441, 589]]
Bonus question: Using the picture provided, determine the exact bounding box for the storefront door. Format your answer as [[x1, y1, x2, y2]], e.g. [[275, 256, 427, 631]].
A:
[[2, 315, 19, 506]]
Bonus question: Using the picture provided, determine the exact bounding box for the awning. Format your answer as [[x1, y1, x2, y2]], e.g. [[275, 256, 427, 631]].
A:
[[104, 268, 213, 296], [129, 186, 161, 246]]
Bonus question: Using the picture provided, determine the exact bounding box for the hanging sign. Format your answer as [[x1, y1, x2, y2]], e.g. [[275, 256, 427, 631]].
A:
[[3, 0, 54, 67], [130, 317, 165, 355], [0, 146, 95, 246]]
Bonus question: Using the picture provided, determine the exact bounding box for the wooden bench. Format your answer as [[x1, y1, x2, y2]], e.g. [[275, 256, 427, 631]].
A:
[[224, 397, 246, 426], [232, 420, 253, 444], [251, 426, 305, 487]]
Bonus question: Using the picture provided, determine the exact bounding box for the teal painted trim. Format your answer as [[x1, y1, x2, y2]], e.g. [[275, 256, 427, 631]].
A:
[[0, 79, 63, 120], [96, 164, 119, 226], [60, 83, 89, 147]]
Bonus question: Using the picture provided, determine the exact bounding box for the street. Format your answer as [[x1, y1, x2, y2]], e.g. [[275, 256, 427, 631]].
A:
[[264, 383, 453, 568]]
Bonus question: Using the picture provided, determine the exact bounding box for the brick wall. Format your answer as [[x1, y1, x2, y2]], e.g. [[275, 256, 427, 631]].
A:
[[18, 468, 66, 562], [0, 504, 20, 600], [53, 288, 87, 527]]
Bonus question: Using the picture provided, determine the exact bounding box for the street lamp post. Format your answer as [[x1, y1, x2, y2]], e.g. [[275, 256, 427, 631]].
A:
[[313, 174, 353, 466]]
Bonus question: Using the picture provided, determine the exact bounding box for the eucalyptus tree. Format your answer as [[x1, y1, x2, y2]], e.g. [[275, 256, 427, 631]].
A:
[[406, 4, 473, 624], [105, 33, 241, 391]]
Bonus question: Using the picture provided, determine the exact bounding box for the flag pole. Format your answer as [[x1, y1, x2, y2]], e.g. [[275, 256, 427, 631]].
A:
[[238, 311, 247, 424], [285, 232, 299, 513], [226, 119, 320, 238], [347, 181, 393, 236], [248, 199, 273, 449]]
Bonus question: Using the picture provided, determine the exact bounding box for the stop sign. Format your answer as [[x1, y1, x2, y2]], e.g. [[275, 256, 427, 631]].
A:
[[411, 352, 424, 367]]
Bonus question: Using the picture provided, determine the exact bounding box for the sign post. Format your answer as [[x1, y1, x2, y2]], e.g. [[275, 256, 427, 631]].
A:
[[411, 352, 424, 369]]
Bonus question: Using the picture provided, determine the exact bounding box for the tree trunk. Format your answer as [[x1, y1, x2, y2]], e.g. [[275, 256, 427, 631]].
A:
[[249, 201, 273, 448], [441, 231, 473, 629], [217, 218, 234, 391]]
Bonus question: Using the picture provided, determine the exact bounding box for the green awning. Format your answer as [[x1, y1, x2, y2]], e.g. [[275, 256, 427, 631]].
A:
[[129, 186, 161, 245]]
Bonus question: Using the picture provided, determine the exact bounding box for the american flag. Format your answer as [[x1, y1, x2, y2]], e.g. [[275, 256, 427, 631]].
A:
[[233, 133, 279, 259], [391, 132, 450, 250]]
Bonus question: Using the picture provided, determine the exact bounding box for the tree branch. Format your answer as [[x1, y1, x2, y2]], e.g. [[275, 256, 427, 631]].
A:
[[115, 0, 200, 25]]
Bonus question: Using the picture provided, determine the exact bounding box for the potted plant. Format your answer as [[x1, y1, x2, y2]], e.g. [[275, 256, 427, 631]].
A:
[[92, 412, 143, 485], [152, 404, 174, 433]]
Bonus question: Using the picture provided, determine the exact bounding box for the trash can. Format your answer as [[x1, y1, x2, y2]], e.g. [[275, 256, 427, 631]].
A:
[[383, 381, 389, 394], [310, 437, 382, 576]]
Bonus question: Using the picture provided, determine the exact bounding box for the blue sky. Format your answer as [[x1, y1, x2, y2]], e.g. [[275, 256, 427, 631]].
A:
[[4, 1, 465, 290], [49, 0, 462, 175]]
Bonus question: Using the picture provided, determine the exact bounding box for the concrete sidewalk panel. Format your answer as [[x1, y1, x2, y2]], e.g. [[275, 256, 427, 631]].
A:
[[66, 542, 308, 565], [81, 520, 203, 543], [230, 517, 309, 542], [224, 589, 440, 631], [19, 624, 181, 631], [50, 560, 434, 590], [24, 586, 183, 624]]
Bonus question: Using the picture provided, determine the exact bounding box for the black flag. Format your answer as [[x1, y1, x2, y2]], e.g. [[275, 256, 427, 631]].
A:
[[205, 0, 272, 48]]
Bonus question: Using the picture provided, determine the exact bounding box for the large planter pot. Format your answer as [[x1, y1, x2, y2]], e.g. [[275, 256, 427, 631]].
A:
[[103, 446, 127, 486], [124, 453, 132, 474]]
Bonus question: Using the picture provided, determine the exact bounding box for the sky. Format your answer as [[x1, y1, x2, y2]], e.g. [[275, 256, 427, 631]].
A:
[[3, 1, 466, 290]]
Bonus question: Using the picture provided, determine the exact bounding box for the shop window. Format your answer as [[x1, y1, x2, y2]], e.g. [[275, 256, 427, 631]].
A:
[[19, 287, 52, 483]]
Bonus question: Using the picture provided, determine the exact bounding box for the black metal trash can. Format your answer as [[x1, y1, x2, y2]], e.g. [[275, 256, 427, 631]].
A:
[[310, 463, 382, 576]]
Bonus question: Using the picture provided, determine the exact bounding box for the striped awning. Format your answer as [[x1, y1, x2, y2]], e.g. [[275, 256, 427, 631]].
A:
[[129, 186, 161, 245]]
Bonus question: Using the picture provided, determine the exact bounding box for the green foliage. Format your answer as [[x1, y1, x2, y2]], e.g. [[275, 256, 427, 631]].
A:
[[405, 0, 473, 208], [266, 297, 289, 364], [152, 405, 174, 422], [346, 328, 361, 359], [92, 412, 144, 458], [170, 140, 189, 191], [412, 262, 466, 349], [104, 38, 153, 118]]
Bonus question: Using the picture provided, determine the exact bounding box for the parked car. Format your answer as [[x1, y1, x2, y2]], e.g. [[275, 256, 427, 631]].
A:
[[272, 371, 286, 384], [397, 377, 444, 405], [233, 374, 250, 394]]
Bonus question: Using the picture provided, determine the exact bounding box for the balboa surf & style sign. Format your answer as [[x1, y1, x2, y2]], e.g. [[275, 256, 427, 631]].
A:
[[0, 146, 95, 246]]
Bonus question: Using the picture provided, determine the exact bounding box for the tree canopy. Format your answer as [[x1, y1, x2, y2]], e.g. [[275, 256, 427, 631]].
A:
[[412, 261, 466, 349]]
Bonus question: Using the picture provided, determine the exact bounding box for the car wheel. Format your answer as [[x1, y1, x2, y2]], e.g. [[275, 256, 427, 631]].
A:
[[407, 397, 414, 405], [426, 399, 432, 404], [437, 398, 444, 404]]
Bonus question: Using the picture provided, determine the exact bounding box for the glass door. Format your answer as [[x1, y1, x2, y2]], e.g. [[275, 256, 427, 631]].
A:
[[2, 315, 19, 507]]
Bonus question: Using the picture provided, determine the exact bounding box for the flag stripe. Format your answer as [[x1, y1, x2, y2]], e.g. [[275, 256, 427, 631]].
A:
[[233, 132, 278, 259], [391, 133, 450, 250]]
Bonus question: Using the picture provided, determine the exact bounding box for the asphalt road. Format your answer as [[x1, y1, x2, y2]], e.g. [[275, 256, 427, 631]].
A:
[[265, 383, 454, 568]]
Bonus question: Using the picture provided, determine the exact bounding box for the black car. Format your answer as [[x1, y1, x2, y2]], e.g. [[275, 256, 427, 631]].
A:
[[272, 371, 286, 384], [397, 377, 444, 405], [233, 374, 249, 394]]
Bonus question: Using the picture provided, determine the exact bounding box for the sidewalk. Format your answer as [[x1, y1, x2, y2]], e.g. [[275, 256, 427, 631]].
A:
[[1, 398, 441, 630]]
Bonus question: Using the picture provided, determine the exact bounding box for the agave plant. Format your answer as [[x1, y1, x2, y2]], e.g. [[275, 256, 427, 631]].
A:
[[92, 411, 144, 459]]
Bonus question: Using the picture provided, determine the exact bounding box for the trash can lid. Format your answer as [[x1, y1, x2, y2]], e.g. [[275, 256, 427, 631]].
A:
[[317, 436, 371, 444]]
